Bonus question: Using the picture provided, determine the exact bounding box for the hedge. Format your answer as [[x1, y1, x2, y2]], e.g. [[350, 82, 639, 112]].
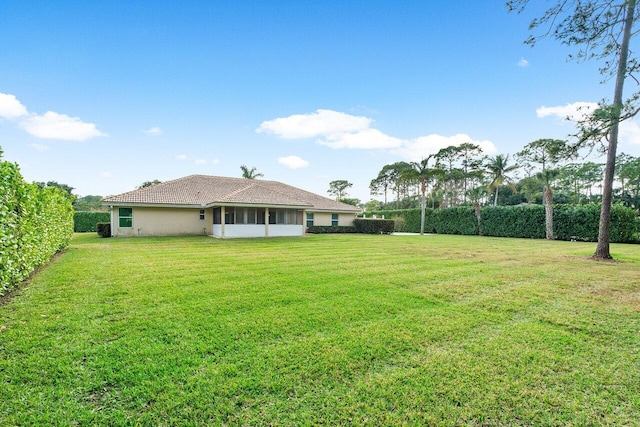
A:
[[433, 207, 478, 235], [74, 211, 110, 232], [353, 218, 395, 234], [361, 210, 423, 232], [1, 158, 74, 295], [306, 226, 356, 234], [480, 206, 545, 239], [365, 204, 638, 243]]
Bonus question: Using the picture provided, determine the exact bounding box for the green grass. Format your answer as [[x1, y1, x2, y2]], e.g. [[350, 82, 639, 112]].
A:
[[1, 233, 639, 425]]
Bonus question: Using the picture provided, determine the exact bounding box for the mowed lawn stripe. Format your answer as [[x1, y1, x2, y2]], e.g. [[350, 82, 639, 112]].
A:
[[0, 233, 638, 425]]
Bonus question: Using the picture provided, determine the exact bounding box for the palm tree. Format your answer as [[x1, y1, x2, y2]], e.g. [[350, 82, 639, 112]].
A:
[[240, 165, 263, 179], [517, 139, 573, 240], [458, 143, 484, 204], [485, 154, 518, 206], [538, 169, 560, 240], [403, 156, 438, 235], [467, 185, 489, 235]]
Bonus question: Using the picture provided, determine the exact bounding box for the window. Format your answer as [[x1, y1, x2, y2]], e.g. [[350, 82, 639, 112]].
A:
[[199, 209, 205, 220], [119, 208, 133, 228], [286, 210, 297, 225], [224, 208, 235, 224], [331, 213, 339, 226], [306, 212, 314, 228], [213, 207, 221, 224], [268, 208, 303, 224], [247, 208, 257, 224]]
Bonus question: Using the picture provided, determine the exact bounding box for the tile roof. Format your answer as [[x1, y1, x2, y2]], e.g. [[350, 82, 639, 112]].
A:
[[101, 175, 361, 212]]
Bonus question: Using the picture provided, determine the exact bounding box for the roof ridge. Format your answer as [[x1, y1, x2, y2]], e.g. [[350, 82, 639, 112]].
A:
[[217, 181, 312, 206], [218, 181, 257, 201], [252, 181, 311, 205]]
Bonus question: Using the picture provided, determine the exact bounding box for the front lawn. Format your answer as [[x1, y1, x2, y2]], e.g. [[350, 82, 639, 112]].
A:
[[1, 233, 639, 425]]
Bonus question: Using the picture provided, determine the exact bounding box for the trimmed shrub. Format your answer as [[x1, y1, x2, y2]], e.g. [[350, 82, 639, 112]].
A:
[[551, 204, 636, 242], [1, 158, 73, 295], [480, 205, 545, 239], [610, 204, 639, 243], [553, 204, 599, 241], [391, 216, 405, 232], [306, 226, 356, 234], [353, 218, 395, 234], [366, 204, 637, 243], [97, 223, 112, 238], [74, 211, 110, 232], [433, 207, 478, 235], [363, 209, 423, 233]]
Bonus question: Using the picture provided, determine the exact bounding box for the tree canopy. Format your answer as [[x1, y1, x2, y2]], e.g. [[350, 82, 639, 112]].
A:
[[240, 165, 263, 179], [327, 180, 353, 200], [138, 179, 162, 188]]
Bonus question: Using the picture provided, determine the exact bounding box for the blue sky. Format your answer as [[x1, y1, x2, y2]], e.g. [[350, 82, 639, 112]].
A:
[[2, 0, 639, 201]]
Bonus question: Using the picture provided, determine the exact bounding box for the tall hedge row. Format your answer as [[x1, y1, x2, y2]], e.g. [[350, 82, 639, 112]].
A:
[[433, 207, 479, 235], [74, 211, 110, 232], [480, 206, 546, 238], [1, 159, 74, 295], [362, 209, 423, 232], [366, 204, 638, 243], [353, 218, 395, 234]]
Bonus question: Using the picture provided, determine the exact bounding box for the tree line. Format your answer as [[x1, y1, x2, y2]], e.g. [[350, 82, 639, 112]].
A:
[[368, 142, 640, 212]]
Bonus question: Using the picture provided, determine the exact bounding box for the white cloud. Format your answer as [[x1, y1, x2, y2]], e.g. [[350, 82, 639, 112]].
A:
[[191, 158, 219, 165], [0, 92, 106, 141], [143, 126, 163, 136], [102, 172, 113, 178], [28, 143, 49, 152], [517, 58, 529, 67], [259, 109, 498, 161], [19, 111, 107, 141], [536, 102, 599, 122], [392, 133, 497, 162], [319, 128, 403, 149], [176, 154, 187, 160], [256, 109, 372, 139], [278, 155, 309, 169], [619, 120, 640, 145], [0, 93, 28, 119]]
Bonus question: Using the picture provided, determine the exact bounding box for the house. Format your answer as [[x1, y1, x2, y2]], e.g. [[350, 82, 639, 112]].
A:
[[101, 175, 361, 238]]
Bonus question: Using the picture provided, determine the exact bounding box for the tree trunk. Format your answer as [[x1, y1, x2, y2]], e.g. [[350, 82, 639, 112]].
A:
[[544, 186, 554, 240], [594, 0, 635, 260], [493, 187, 499, 206], [420, 181, 426, 235], [474, 201, 482, 235]]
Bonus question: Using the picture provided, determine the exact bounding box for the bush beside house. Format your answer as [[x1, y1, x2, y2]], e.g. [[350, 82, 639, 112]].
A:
[[97, 223, 111, 238]]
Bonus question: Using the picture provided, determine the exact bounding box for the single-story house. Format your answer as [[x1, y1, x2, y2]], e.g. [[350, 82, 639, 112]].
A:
[[101, 175, 361, 238]]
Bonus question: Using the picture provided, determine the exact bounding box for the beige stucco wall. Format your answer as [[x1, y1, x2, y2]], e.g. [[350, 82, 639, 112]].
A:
[[112, 207, 209, 237], [310, 212, 356, 227]]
